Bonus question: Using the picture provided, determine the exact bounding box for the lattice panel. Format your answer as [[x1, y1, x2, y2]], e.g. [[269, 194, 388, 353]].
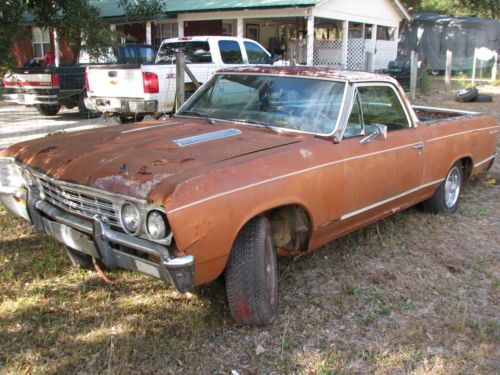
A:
[[288, 38, 367, 69], [347, 38, 366, 70], [313, 39, 343, 68]]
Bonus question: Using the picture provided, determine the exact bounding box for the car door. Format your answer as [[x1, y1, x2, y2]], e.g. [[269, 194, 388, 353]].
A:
[[317, 83, 425, 243]]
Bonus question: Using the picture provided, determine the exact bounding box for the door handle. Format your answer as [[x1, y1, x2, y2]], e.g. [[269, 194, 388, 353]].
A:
[[411, 143, 425, 150]]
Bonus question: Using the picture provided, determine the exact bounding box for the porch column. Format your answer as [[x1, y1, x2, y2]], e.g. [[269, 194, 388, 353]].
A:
[[110, 24, 116, 32], [371, 24, 377, 69], [237, 17, 244, 38], [342, 20, 348, 69], [53, 28, 60, 67], [306, 15, 314, 65], [146, 21, 152, 44], [177, 20, 184, 37]]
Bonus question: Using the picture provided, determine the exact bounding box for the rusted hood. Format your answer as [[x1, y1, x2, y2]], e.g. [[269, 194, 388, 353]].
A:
[[6, 119, 302, 200]]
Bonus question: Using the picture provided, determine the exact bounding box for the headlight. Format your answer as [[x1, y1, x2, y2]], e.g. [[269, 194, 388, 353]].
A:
[[146, 210, 169, 240], [0, 158, 25, 191], [120, 202, 141, 234]]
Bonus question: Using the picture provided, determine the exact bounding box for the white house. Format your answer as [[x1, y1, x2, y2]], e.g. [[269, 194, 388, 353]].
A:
[[146, 0, 410, 70]]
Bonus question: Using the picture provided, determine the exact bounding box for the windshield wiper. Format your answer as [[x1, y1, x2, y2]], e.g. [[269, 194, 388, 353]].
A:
[[179, 110, 215, 124], [228, 118, 282, 134]]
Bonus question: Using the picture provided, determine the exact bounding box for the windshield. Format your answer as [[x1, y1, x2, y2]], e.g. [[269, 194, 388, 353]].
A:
[[156, 41, 212, 64], [177, 74, 346, 134]]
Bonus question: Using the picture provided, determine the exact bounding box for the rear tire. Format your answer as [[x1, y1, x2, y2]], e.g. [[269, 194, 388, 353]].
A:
[[65, 246, 94, 270], [474, 94, 493, 103], [421, 161, 463, 214], [116, 115, 145, 124], [225, 216, 278, 326], [36, 104, 61, 116]]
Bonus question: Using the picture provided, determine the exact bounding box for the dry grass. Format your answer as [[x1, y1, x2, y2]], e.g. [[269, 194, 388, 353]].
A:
[[1, 88, 499, 374]]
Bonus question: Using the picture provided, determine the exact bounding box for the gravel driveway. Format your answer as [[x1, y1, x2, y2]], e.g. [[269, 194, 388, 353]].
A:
[[0, 103, 114, 149]]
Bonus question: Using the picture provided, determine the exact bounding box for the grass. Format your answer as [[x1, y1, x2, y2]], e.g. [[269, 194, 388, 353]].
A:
[[1, 92, 499, 374]]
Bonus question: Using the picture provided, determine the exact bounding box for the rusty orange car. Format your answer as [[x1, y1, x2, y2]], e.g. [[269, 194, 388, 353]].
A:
[[0, 67, 498, 325]]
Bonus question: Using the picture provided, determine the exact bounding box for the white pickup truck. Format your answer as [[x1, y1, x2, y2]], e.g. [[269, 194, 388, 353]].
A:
[[84, 36, 278, 123]]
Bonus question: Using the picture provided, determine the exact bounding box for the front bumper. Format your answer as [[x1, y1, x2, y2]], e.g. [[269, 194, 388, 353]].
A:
[[0, 187, 194, 292], [84, 97, 158, 115]]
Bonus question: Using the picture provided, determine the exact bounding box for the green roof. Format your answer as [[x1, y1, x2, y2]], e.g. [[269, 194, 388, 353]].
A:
[[92, 0, 320, 18], [167, 0, 320, 13]]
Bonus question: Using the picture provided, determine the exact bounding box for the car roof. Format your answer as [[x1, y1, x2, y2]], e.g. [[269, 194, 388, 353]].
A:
[[215, 66, 398, 84]]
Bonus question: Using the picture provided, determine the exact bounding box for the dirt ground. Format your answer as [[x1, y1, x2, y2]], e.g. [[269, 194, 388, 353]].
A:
[[0, 84, 499, 374]]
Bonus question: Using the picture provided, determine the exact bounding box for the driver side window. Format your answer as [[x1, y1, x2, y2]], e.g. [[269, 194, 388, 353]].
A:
[[344, 85, 410, 139]]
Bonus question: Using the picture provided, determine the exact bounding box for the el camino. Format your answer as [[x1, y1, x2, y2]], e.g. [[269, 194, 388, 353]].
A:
[[0, 67, 497, 325]]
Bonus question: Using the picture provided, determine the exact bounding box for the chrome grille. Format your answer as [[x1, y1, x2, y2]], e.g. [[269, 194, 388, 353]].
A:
[[36, 176, 120, 225]]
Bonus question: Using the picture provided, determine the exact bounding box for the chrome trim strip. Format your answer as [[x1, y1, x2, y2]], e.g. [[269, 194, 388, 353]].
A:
[[121, 122, 182, 134], [167, 141, 424, 214], [173, 128, 242, 147], [474, 153, 497, 168], [412, 105, 480, 115], [340, 179, 444, 220], [426, 126, 499, 143]]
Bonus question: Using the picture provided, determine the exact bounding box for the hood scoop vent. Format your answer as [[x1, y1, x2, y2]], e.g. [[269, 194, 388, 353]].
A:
[[173, 128, 242, 147]]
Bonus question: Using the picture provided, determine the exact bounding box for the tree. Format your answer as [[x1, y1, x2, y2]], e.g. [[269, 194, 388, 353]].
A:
[[401, 0, 498, 19], [0, 0, 118, 69]]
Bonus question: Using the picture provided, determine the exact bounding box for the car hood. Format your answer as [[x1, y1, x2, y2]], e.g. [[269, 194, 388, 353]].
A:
[[7, 119, 302, 200]]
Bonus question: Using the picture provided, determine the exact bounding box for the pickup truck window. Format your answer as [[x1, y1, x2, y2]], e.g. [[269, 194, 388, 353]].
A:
[[358, 86, 409, 131], [244, 41, 270, 64], [156, 41, 212, 64], [178, 74, 346, 135], [218, 40, 244, 64], [117, 45, 155, 64]]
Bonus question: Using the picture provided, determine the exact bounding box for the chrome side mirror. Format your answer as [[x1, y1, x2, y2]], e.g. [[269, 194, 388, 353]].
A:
[[359, 124, 388, 144]]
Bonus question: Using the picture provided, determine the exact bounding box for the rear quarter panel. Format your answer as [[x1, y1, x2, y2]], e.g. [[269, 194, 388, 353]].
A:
[[417, 114, 498, 182]]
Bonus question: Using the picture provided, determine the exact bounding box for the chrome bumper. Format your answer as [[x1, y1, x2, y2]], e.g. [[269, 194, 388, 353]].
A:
[[84, 97, 157, 114], [1, 188, 194, 292], [2, 93, 59, 105]]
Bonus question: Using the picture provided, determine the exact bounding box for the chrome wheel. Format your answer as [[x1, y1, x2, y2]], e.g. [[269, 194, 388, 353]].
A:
[[444, 166, 461, 208]]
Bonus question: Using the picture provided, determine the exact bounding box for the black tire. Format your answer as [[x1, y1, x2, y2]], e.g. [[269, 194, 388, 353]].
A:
[[474, 94, 493, 103], [65, 246, 94, 270], [455, 88, 478, 103], [116, 115, 145, 124], [36, 104, 61, 116], [421, 161, 463, 214], [225, 216, 278, 326], [78, 92, 101, 119]]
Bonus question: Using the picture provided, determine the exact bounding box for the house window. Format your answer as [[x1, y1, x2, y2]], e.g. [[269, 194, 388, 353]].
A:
[[154, 22, 178, 48], [377, 26, 395, 41], [365, 24, 373, 39], [32, 27, 51, 59], [222, 22, 233, 36]]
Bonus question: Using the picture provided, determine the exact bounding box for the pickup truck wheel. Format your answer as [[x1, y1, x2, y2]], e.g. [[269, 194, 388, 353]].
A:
[[117, 115, 145, 124], [421, 162, 463, 214], [65, 246, 94, 270], [36, 104, 61, 116], [225, 216, 278, 326]]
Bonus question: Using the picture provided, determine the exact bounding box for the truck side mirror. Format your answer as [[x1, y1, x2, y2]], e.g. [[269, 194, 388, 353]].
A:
[[359, 124, 388, 144]]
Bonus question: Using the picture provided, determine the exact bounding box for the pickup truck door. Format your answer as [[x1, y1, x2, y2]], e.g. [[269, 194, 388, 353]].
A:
[[316, 83, 426, 244]]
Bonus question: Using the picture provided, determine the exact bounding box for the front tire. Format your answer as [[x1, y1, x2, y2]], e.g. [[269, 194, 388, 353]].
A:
[[225, 216, 278, 326], [36, 104, 61, 116], [421, 161, 463, 214]]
